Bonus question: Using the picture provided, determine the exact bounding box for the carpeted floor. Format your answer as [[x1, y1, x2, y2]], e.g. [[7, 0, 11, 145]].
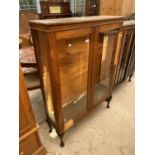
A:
[[29, 77, 135, 155]]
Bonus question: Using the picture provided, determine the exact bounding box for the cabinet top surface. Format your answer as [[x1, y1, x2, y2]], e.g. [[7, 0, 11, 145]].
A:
[[29, 15, 123, 26]]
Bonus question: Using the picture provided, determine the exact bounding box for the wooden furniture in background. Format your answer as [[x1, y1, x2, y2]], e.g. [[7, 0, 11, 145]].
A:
[[19, 65, 46, 155], [19, 10, 39, 68], [19, 11, 39, 34], [19, 10, 41, 91], [99, 0, 135, 16], [85, 0, 99, 16], [114, 20, 135, 86], [29, 16, 123, 146], [39, 0, 72, 19]]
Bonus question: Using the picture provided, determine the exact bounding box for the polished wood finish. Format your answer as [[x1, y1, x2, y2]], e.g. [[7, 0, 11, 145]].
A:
[[19, 66, 46, 155], [114, 20, 135, 86], [29, 16, 123, 146], [40, 1, 72, 19]]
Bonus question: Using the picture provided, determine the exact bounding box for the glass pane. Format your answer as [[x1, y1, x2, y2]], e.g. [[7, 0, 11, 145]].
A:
[[93, 31, 117, 104], [57, 36, 90, 122]]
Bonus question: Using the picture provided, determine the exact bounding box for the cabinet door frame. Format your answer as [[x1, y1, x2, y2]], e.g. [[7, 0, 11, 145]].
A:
[[91, 23, 122, 106], [50, 27, 94, 131]]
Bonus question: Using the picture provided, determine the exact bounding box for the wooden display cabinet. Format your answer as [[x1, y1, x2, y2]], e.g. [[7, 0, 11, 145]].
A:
[[114, 20, 135, 86], [29, 16, 123, 146]]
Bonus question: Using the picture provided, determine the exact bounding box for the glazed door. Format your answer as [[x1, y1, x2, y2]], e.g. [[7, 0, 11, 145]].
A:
[[55, 28, 93, 124], [93, 29, 118, 105]]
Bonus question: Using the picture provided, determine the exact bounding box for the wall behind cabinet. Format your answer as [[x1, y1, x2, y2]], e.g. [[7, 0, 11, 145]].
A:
[[99, 0, 135, 16], [122, 0, 135, 16]]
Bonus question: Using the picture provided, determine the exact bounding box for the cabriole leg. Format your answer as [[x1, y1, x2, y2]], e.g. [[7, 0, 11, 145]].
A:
[[59, 133, 65, 147], [128, 73, 133, 82], [106, 96, 112, 108], [46, 117, 53, 133]]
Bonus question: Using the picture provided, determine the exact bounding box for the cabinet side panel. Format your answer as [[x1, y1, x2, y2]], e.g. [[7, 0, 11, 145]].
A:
[[47, 32, 68, 132], [31, 30, 55, 122], [38, 31, 54, 119]]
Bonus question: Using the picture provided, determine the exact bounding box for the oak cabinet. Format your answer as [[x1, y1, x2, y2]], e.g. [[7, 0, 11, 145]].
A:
[[29, 16, 123, 146]]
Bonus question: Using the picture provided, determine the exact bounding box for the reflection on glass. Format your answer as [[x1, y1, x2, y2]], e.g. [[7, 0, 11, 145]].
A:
[[94, 31, 117, 104], [57, 36, 90, 122], [43, 65, 55, 122]]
